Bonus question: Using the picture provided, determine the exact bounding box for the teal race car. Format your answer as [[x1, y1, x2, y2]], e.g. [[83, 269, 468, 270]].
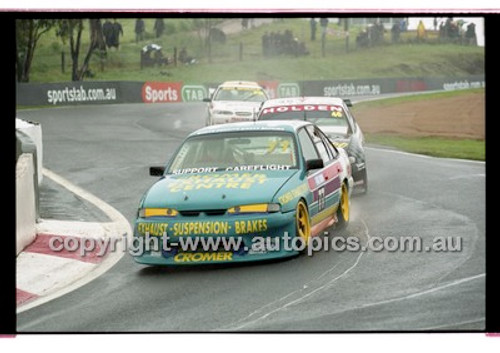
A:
[[133, 121, 353, 265]]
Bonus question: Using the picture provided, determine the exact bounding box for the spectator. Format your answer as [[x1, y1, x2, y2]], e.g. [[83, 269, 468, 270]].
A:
[[439, 21, 445, 41], [391, 22, 400, 43], [310, 18, 317, 41], [416, 20, 426, 42], [465, 22, 477, 46], [178, 47, 196, 64], [356, 29, 369, 48], [241, 18, 248, 30], [400, 19, 407, 32], [373, 20, 385, 44], [109, 19, 123, 50], [320, 17, 329, 39], [135, 18, 145, 43], [154, 19, 165, 38], [102, 19, 113, 48], [262, 32, 270, 57], [140, 43, 170, 69]]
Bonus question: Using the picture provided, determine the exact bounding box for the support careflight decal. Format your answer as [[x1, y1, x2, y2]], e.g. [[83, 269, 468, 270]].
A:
[[142, 82, 183, 103]]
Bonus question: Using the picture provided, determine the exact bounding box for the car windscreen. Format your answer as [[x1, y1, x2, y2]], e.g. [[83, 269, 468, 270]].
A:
[[259, 104, 348, 127], [213, 87, 267, 102], [168, 131, 298, 174]]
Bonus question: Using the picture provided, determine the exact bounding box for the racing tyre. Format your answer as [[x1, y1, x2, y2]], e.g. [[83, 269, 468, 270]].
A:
[[296, 200, 311, 252], [336, 182, 350, 230]]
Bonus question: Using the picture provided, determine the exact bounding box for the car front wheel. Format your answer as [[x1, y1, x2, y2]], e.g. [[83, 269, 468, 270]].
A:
[[296, 200, 311, 252], [336, 182, 350, 229]]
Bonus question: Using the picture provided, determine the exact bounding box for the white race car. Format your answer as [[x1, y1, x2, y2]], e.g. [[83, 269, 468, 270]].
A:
[[258, 96, 368, 193], [203, 81, 269, 126]]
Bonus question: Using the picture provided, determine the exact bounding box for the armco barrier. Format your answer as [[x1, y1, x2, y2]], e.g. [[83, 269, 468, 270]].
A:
[[16, 154, 37, 255], [16, 76, 485, 106]]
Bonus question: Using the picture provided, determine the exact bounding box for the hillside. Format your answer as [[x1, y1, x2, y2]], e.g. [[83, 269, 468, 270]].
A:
[[27, 18, 484, 83]]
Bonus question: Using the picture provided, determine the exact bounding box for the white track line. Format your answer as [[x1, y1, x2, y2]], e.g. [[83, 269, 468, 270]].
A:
[[417, 318, 485, 331], [17, 168, 132, 313], [225, 220, 371, 330], [225, 215, 484, 330]]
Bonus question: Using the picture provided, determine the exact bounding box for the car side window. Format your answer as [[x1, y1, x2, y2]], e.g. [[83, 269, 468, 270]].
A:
[[318, 128, 339, 159], [306, 125, 331, 164], [344, 105, 357, 133], [298, 128, 319, 162]]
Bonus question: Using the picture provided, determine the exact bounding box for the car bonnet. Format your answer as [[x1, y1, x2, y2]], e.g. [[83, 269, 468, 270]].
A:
[[143, 169, 298, 211]]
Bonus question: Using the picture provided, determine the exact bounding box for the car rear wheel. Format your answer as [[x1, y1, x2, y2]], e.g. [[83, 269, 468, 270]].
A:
[[336, 182, 350, 229], [296, 200, 311, 251]]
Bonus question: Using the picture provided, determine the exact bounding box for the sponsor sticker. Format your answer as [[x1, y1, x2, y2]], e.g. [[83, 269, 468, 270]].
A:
[[261, 104, 343, 115], [174, 252, 233, 263]]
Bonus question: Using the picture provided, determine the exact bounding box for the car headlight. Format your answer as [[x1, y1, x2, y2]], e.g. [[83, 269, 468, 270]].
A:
[[228, 203, 281, 214], [212, 110, 232, 115], [139, 208, 178, 218], [235, 111, 253, 117]]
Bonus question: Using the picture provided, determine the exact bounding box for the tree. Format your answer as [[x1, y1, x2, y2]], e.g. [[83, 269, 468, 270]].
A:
[[16, 19, 55, 82], [57, 19, 106, 81]]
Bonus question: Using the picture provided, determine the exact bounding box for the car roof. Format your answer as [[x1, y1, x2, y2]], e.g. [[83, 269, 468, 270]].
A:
[[218, 81, 263, 89], [189, 120, 312, 137], [261, 96, 346, 108]]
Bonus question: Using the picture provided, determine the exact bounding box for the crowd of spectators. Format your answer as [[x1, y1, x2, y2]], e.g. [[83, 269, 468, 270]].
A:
[[262, 29, 309, 57], [438, 18, 477, 45]]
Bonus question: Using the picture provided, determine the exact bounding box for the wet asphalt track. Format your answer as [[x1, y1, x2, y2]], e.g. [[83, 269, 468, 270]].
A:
[[16, 102, 485, 331]]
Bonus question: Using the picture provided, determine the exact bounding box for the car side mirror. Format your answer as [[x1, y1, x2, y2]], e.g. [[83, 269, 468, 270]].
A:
[[343, 99, 352, 107], [306, 158, 324, 171], [202, 98, 211, 102], [349, 156, 356, 164], [149, 166, 165, 176]]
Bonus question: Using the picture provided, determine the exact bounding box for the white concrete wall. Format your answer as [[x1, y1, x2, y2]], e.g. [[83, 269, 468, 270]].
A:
[[16, 154, 37, 256], [16, 118, 43, 185]]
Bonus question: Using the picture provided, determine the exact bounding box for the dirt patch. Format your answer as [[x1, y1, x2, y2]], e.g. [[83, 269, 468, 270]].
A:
[[353, 92, 485, 139]]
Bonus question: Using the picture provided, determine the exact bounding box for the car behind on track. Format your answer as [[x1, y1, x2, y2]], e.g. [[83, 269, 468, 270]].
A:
[[203, 81, 269, 126], [257, 96, 368, 193]]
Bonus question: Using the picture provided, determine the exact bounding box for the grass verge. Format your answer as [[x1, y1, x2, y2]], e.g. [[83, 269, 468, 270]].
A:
[[366, 134, 485, 161], [355, 88, 485, 109]]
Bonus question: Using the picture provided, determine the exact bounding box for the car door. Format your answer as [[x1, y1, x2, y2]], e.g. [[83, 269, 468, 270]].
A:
[[302, 125, 343, 227]]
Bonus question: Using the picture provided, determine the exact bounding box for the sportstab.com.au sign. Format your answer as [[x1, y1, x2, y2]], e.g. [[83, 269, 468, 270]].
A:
[[142, 82, 182, 103], [47, 86, 117, 105]]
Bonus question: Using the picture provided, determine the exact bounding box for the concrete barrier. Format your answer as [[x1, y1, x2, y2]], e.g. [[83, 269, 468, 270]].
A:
[[16, 154, 37, 255], [16, 118, 43, 185]]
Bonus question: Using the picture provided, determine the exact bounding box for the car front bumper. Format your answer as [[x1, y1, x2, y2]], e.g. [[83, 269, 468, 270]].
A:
[[131, 210, 298, 265]]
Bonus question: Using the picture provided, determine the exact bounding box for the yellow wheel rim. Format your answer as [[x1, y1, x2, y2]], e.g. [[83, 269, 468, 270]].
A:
[[340, 184, 349, 222], [297, 202, 310, 243]]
